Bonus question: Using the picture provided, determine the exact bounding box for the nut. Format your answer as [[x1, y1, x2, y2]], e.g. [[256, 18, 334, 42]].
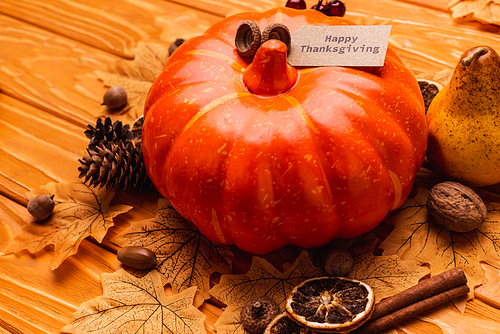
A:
[[117, 246, 157, 270], [102, 86, 127, 109], [27, 194, 55, 220], [168, 38, 186, 56], [235, 21, 261, 58], [320, 247, 353, 277], [426, 181, 487, 232], [241, 296, 280, 334]]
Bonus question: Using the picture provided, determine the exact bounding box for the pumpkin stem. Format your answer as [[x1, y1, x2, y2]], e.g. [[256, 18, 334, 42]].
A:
[[243, 39, 298, 96]]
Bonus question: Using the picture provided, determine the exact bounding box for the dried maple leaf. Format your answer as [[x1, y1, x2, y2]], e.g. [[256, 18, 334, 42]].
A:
[[6, 182, 131, 269], [62, 268, 206, 334], [210, 250, 323, 334], [96, 42, 169, 123], [380, 176, 500, 307], [111, 198, 233, 300], [214, 305, 246, 334], [449, 0, 500, 25]]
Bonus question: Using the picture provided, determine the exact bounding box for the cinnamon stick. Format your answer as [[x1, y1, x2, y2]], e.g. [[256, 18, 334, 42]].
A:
[[352, 267, 468, 334], [352, 283, 469, 334]]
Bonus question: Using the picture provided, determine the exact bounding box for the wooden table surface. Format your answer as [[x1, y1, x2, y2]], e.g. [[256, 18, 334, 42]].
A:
[[2, 0, 500, 333]]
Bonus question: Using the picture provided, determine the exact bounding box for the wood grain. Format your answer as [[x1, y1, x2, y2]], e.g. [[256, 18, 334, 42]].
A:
[[0, 14, 116, 127], [343, 0, 500, 73], [0, 2, 221, 129], [1, 1, 500, 334], [0, 94, 88, 205], [0, 195, 118, 334], [0, 0, 222, 59]]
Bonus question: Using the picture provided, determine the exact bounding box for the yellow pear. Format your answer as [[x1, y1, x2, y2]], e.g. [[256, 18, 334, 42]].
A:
[[426, 46, 500, 187]]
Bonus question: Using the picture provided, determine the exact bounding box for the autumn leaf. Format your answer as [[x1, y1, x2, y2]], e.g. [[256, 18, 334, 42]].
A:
[[210, 250, 323, 334], [96, 42, 169, 123], [62, 268, 207, 334], [449, 0, 500, 25], [111, 198, 234, 300], [6, 182, 131, 269], [214, 305, 247, 334], [380, 174, 500, 306]]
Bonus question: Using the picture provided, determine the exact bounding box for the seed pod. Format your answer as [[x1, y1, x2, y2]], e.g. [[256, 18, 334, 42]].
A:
[[241, 296, 280, 334], [117, 246, 157, 270], [27, 194, 55, 220], [102, 86, 127, 109], [235, 20, 261, 58]]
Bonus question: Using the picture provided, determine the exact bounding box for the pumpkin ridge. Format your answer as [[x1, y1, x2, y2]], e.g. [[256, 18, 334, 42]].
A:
[[181, 92, 252, 135], [274, 7, 283, 24], [325, 86, 418, 204], [282, 95, 319, 134], [185, 49, 246, 73]]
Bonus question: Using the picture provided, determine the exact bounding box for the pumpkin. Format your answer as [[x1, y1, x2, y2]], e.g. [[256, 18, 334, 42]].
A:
[[142, 8, 427, 254]]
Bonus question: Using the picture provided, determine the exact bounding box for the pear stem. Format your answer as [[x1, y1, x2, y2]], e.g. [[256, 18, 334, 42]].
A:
[[462, 47, 488, 67]]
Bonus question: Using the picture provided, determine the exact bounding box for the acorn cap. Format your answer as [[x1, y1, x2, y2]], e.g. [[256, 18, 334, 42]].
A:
[[235, 20, 261, 58], [262, 23, 291, 53]]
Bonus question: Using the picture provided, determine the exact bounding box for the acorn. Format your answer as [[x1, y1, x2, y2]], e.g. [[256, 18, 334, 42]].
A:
[[117, 246, 157, 270], [27, 194, 55, 220], [102, 86, 127, 109], [168, 38, 186, 56], [240, 296, 280, 334]]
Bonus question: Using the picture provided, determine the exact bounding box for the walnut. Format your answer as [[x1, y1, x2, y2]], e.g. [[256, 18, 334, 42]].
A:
[[426, 181, 487, 232]]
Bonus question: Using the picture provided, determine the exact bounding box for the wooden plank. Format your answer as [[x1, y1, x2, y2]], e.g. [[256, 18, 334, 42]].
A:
[[0, 0, 223, 59], [168, 0, 453, 16], [0, 2, 222, 128], [169, 0, 280, 17], [0, 94, 88, 205], [0, 14, 117, 127], [1, 1, 500, 334], [169, 0, 500, 74], [398, 0, 451, 11], [0, 195, 119, 334], [343, 0, 500, 73]]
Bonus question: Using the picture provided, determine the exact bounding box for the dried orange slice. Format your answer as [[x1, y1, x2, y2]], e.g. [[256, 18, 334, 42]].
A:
[[285, 277, 374, 333], [264, 312, 316, 334]]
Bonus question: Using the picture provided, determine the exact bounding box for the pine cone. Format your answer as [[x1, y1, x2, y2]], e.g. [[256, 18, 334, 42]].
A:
[[78, 141, 151, 192], [84, 117, 133, 150]]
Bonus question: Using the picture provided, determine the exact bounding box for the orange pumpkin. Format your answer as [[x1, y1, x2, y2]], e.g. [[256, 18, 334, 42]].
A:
[[142, 8, 427, 254]]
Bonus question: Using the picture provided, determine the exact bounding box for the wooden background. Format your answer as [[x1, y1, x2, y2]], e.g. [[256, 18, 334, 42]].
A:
[[2, 0, 500, 333]]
